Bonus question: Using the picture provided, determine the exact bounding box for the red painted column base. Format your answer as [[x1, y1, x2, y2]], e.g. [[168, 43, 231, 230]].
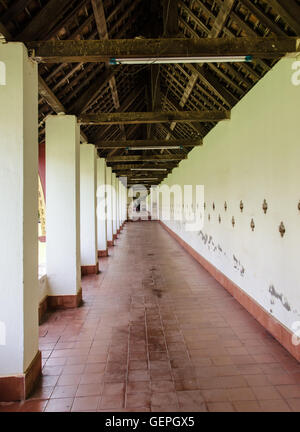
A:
[[47, 287, 83, 310], [81, 261, 99, 276], [0, 351, 42, 402], [98, 248, 108, 257]]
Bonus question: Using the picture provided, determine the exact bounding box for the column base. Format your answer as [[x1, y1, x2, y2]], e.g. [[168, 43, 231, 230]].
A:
[[81, 261, 99, 276], [117, 229, 121, 235], [98, 248, 108, 257], [47, 287, 83, 310], [107, 240, 114, 247], [38, 296, 48, 324], [0, 351, 42, 402], [113, 233, 118, 241]]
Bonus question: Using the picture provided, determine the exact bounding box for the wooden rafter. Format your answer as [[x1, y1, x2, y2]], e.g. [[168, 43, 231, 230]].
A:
[[163, 0, 179, 36], [209, 0, 235, 38], [15, 0, 74, 41], [92, 0, 126, 142], [267, 0, 300, 35], [93, 85, 145, 141]]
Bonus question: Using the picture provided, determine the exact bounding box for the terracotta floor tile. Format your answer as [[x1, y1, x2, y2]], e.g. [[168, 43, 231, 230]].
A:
[[103, 382, 125, 395], [128, 370, 150, 382], [151, 380, 175, 393], [286, 398, 300, 412], [100, 394, 124, 410], [267, 374, 297, 385], [244, 374, 270, 387], [233, 400, 262, 412], [126, 392, 151, 408], [19, 400, 48, 412], [227, 387, 256, 401], [80, 373, 104, 384], [51, 385, 78, 399], [127, 381, 151, 394], [72, 396, 100, 412], [202, 389, 229, 402], [62, 364, 85, 375], [129, 360, 148, 370], [259, 399, 291, 412], [76, 383, 103, 397], [84, 362, 106, 374], [276, 385, 300, 399], [207, 402, 235, 412], [45, 398, 74, 412], [252, 385, 282, 400], [30, 385, 54, 400], [40, 375, 59, 387], [151, 392, 178, 408], [57, 374, 81, 386], [177, 390, 205, 409], [4, 222, 300, 413], [0, 402, 21, 412]]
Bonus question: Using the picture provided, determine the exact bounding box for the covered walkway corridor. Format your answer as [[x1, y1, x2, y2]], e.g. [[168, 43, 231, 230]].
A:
[[1, 0, 300, 415], [1, 222, 300, 412]]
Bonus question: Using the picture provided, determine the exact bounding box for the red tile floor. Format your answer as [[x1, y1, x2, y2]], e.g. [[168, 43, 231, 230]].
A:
[[1, 221, 300, 412]]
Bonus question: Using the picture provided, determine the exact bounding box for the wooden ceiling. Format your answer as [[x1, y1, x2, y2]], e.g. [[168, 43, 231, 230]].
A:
[[1, 0, 300, 185]]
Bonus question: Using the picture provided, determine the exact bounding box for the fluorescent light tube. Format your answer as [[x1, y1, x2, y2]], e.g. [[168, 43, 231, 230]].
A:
[[109, 55, 252, 65], [131, 168, 167, 171], [128, 146, 181, 150], [130, 178, 159, 181]]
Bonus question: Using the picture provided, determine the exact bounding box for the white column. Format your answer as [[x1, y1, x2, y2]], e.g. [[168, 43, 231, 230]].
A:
[[151, 186, 159, 220], [116, 178, 120, 232], [119, 181, 123, 228], [46, 114, 81, 306], [0, 42, 40, 400], [97, 158, 107, 256], [106, 166, 114, 246], [112, 173, 117, 238], [80, 144, 98, 274]]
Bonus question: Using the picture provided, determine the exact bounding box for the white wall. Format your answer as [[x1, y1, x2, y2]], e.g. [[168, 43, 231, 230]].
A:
[[160, 57, 300, 333], [97, 157, 107, 252], [0, 43, 39, 374], [46, 115, 81, 296], [80, 144, 97, 266]]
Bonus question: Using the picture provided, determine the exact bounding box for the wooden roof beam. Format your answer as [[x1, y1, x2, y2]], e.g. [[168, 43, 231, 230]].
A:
[[95, 139, 202, 148], [109, 164, 176, 170], [106, 155, 185, 162], [26, 37, 300, 63], [79, 110, 230, 125]]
